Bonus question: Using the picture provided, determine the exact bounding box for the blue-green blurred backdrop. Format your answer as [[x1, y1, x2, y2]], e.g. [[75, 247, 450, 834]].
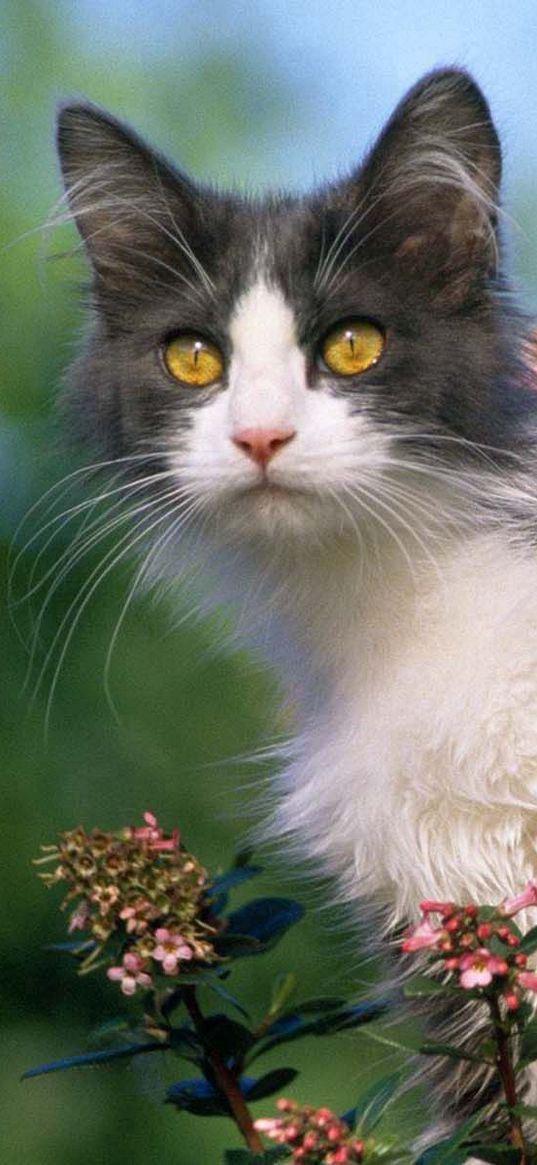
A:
[[3, 2, 537, 1161]]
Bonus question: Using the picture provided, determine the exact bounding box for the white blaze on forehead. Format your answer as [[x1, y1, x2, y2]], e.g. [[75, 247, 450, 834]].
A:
[[228, 278, 307, 431]]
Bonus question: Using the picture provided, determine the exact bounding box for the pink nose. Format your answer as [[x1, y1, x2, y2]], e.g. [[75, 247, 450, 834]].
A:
[[232, 427, 296, 468]]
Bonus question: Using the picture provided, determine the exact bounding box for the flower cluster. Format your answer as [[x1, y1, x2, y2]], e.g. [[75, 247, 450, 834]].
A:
[[35, 812, 219, 993], [402, 884, 537, 1010], [254, 1098, 367, 1164]]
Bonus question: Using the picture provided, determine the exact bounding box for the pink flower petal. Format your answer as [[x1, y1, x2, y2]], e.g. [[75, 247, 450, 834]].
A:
[[121, 975, 138, 996], [518, 970, 537, 992], [123, 952, 144, 972], [420, 900, 455, 916], [501, 882, 537, 916], [459, 966, 493, 988], [162, 953, 178, 975], [402, 918, 443, 952]]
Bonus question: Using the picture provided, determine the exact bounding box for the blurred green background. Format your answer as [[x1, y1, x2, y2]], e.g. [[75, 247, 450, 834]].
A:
[[3, 2, 537, 1161]]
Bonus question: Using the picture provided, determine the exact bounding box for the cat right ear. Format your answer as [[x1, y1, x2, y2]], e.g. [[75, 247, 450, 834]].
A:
[[352, 69, 503, 305], [56, 102, 206, 296]]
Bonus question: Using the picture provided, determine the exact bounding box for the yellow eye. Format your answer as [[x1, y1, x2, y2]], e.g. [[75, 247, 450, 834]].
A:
[[163, 334, 224, 387], [320, 319, 385, 377]]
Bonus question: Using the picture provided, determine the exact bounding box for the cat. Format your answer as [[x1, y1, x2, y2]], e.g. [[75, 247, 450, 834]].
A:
[[54, 67, 537, 1136]]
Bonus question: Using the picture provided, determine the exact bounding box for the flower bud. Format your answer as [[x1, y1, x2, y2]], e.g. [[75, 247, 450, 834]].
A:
[[277, 1097, 295, 1112], [445, 916, 461, 933], [303, 1131, 318, 1151]]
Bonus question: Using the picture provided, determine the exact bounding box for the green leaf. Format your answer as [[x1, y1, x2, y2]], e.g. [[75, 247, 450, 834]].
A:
[[519, 1019, 537, 1065], [44, 939, 96, 954], [232, 848, 259, 869], [216, 899, 304, 957], [419, 1040, 492, 1065], [354, 1068, 406, 1134], [404, 974, 448, 998], [520, 925, 537, 954], [210, 865, 263, 896], [249, 999, 388, 1062], [214, 934, 264, 958], [200, 1015, 255, 1061], [168, 1026, 203, 1063], [269, 973, 297, 1016], [88, 1018, 133, 1047], [286, 996, 347, 1014], [463, 1147, 521, 1164], [22, 1041, 165, 1080], [361, 1026, 423, 1056], [166, 1076, 229, 1116], [209, 865, 264, 914], [415, 1110, 492, 1165], [312, 1000, 390, 1034], [243, 1067, 298, 1101], [509, 1102, 537, 1118], [206, 979, 251, 1020], [476, 906, 500, 921], [166, 1071, 298, 1115]]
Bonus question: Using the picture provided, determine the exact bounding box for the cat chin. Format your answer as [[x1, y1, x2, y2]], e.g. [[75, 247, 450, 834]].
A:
[[202, 483, 350, 545]]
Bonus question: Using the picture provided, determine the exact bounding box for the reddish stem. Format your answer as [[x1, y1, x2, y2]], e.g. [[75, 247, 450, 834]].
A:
[[182, 986, 264, 1155], [488, 995, 529, 1164]]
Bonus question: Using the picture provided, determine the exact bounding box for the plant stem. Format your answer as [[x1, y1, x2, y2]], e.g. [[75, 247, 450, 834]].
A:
[[488, 995, 529, 1164], [182, 985, 264, 1155]]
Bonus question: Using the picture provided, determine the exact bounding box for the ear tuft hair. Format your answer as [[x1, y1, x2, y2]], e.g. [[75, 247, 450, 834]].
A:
[[354, 69, 503, 302], [56, 102, 205, 300]]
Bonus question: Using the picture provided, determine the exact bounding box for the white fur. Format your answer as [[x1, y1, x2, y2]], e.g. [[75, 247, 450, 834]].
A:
[[168, 275, 537, 933]]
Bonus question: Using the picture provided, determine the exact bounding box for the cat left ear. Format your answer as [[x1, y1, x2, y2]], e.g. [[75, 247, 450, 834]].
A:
[[56, 102, 206, 299], [355, 69, 502, 303]]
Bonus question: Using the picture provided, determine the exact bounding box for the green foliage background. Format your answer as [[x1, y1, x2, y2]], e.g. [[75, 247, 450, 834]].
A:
[[3, 3, 537, 1162]]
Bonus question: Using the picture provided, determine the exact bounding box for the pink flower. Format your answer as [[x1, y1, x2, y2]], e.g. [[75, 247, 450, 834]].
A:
[[500, 882, 537, 917], [254, 1119, 284, 1134], [119, 898, 158, 934], [326, 1149, 350, 1164], [107, 951, 152, 995], [458, 948, 509, 989], [152, 927, 193, 975], [402, 917, 444, 953], [130, 812, 180, 852], [68, 900, 90, 933], [517, 970, 537, 993], [420, 900, 455, 917]]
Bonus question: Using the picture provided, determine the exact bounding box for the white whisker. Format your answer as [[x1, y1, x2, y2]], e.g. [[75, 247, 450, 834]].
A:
[[37, 490, 199, 740], [103, 493, 208, 720]]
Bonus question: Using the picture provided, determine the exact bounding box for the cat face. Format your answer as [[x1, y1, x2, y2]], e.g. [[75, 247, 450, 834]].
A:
[[57, 69, 529, 552]]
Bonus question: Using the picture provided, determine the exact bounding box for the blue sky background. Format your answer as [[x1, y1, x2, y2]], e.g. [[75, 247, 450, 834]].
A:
[[67, 0, 537, 193]]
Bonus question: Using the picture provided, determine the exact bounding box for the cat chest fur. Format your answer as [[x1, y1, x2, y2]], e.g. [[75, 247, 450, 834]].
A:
[[263, 529, 537, 926]]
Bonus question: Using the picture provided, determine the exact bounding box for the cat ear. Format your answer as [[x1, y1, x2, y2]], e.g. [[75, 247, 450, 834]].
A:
[[356, 69, 502, 302], [56, 103, 206, 296]]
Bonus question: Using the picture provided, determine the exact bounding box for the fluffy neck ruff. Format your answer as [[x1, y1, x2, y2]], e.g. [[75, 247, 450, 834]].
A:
[[209, 511, 537, 928]]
